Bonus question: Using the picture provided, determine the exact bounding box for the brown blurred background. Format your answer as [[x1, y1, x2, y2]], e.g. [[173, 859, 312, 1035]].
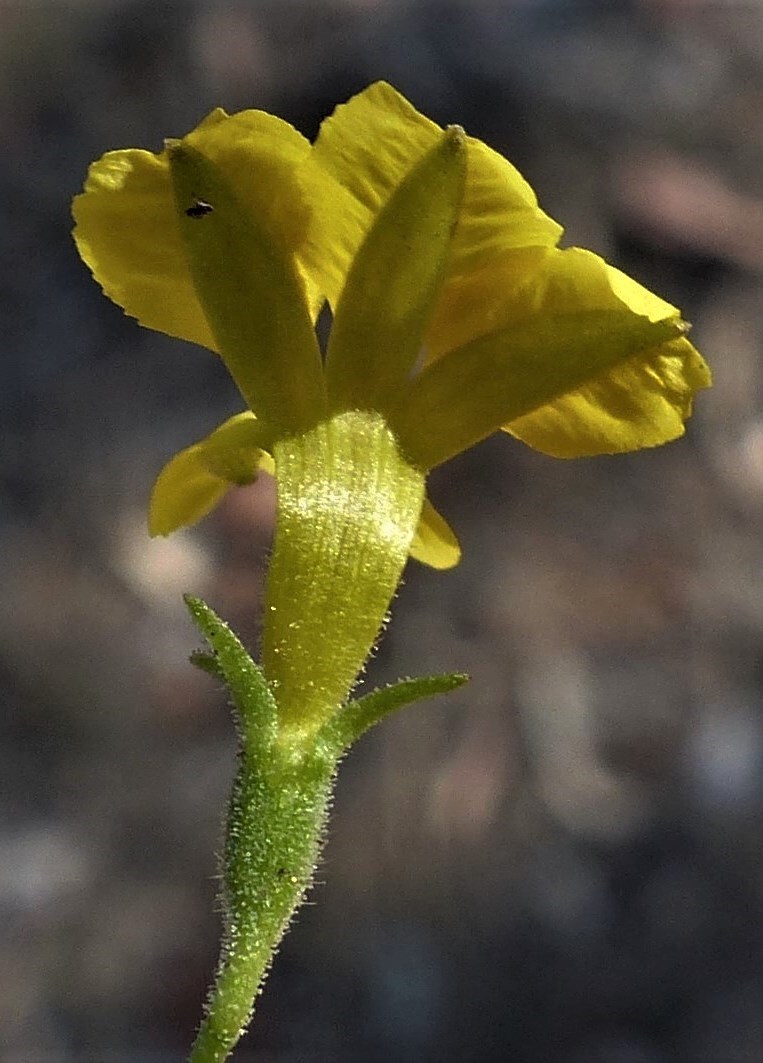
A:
[[2, 1, 763, 1060]]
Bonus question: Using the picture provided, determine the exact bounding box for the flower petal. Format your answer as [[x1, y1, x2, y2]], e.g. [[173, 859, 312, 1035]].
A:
[[501, 251, 712, 456], [183, 110, 322, 318], [73, 146, 216, 350], [299, 82, 561, 309], [325, 127, 466, 413], [426, 246, 694, 365], [72, 108, 317, 351], [409, 496, 461, 570], [506, 336, 709, 457], [390, 246, 711, 468], [393, 309, 689, 469], [429, 138, 563, 350], [424, 246, 550, 362], [168, 142, 325, 433], [149, 413, 274, 536]]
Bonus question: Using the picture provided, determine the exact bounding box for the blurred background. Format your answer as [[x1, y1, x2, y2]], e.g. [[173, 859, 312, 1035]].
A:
[[2, 0, 763, 1060]]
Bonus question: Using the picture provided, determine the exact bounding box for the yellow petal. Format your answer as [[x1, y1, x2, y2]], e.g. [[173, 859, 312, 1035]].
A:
[[400, 245, 710, 464], [149, 413, 274, 536], [426, 244, 634, 362], [506, 336, 709, 457], [168, 142, 325, 434], [432, 136, 562, 344], [391, 245, 711, 467], [73, 147, 216, 350], [72, 108, 317, 351], [424, 235, 687, 366], [326, 126, 466, 413], [503, 250, 712, 456], [409, 496, 461, 569], [424, 246, 550, 361], [393, 308, 688, 469], [183, 109, 322, 318], [299, 82, 561, 309]]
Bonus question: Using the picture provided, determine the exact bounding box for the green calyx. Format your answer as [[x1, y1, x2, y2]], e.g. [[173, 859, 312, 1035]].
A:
[[185, 596, 466, 1063], [261, 408, 429, 743]]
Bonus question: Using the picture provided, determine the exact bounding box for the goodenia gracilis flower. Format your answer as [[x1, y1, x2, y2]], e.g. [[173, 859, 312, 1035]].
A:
[[71, 86, 712, 1063], [72, 82, 709, 573]]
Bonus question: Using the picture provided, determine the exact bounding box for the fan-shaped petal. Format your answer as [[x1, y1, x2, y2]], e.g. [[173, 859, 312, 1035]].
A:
[[505, 254, 712, 456], [72, 108, 316, 351], [73, 146, 217, 350], [392, 247, 710, 467], [506, 336, 709, 457], [299, 82, 561, 311]]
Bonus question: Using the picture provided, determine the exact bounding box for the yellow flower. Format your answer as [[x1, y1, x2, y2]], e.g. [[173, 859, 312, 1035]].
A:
[[72, 82, 710, 574], [71, 89, 712, 1058]]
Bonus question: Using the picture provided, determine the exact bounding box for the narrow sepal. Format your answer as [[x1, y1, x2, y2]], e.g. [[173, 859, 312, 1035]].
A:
[[184, 595, 278, 757], [319, 671, 469, 753]]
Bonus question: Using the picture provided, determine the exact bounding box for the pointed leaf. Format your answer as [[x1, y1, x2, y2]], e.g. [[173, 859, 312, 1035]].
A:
[[185, 596, 278, 756], [320, 672, 469, 752]]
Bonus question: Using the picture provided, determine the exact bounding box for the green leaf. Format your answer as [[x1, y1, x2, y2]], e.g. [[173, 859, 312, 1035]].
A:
[[320, 671, 469, 752], [185, 595, 278, 757]]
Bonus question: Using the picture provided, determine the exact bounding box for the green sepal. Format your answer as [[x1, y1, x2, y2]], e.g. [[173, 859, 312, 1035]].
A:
[[319, 671, 469, 754], [185, 595, 278, 759]]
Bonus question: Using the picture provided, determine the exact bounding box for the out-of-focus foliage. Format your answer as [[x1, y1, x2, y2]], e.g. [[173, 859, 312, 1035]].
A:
[[2, 2, 763, 1061]]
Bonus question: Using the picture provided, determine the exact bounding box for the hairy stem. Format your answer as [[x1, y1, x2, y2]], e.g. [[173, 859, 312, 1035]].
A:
[[189, 743, 336, 1063]]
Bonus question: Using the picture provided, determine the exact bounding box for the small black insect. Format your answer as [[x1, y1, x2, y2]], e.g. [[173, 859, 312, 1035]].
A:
[[185, 200, 214, 218]]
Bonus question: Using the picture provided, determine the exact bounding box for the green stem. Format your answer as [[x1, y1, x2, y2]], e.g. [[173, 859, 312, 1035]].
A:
[[185, 600, 468, 1063], [185, 408, 429, 1061], [189, 743, 337, 1063]]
